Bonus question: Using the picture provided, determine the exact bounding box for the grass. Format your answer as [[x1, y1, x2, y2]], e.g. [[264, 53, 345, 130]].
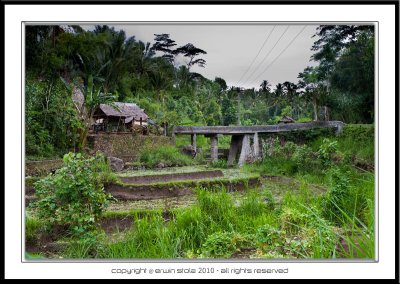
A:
[[25, 214, 46, 243], [66, 178, 372, 259], [27, 174, 374, 259], [138, 145, 194, 168]]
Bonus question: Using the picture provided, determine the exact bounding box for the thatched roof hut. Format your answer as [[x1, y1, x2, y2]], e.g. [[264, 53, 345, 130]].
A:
[[93, 102, 149, 132], [96, 102, 149, 122], [278, 115, 295, 124]]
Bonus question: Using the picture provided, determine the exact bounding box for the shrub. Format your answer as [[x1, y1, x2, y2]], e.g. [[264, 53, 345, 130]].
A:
[[317, 138, 338, 167], [292, 144, 315, 172], [281, 141, 297, 158], [201, 231, 254, 258], [32, 153, 112, 239], [322, 168, 353, 223], [279, 206, 308, 235], [201, 232, 236, 258], [139, 146, 193, 168], [255, 224, 283, 249], [261, 137, 281, 159]]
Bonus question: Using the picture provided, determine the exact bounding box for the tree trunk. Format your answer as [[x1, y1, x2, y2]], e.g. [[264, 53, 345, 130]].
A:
[[324, 106, 331, 121], [78, 108, 95, 151], [312, 95, 319, 121], [78, 126, 89, 151]]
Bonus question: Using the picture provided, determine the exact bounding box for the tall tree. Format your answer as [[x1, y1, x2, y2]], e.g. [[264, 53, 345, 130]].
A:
[[259, 80, 271, 93], [173, 43, 207, 71], [311, 25, 375, 123], [329, 31, 375, 122], [214, 77, 227, 125], [298, 66, 325, 121], [151, 33, 177, 64]]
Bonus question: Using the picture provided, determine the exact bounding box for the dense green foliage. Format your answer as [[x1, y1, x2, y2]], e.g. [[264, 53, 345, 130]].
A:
[[306, 25, 375, 123], [25, 75, 83, 158], [31, 153, 113, 238]]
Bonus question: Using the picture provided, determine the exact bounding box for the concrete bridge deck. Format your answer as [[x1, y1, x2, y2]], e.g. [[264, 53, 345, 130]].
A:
[[172, 121, 344, 166], [173, 121, 344, 135]]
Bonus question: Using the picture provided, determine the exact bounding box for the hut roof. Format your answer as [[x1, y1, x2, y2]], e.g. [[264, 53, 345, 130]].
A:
[[279, 115, 295, 123], [99, 102, 149, 121]]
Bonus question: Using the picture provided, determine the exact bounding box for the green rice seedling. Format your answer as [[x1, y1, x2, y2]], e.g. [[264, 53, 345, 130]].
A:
[[237, 189, 266, 217], [100, 213, 180, 259], [196, 187, 236, 231], [65, 240, 96, 258], [172, 205, 206, 252], [25, 215, 43, 243]]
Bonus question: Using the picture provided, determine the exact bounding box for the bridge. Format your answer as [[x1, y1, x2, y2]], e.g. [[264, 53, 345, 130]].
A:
[[173, 121, 344, 166]]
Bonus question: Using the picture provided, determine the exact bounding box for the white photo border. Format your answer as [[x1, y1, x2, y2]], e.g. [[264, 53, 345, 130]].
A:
[[5, 3, 397, 279]]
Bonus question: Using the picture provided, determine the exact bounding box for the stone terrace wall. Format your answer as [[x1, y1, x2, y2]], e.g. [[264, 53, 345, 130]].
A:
[[25, 159, 64, 177], [87, 134, 175, 162]]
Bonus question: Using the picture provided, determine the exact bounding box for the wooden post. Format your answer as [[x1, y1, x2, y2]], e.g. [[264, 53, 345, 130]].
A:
[[238, 135, 251, 167], [210, 135, 218, 163], [117, 117, 121, 132], [228, 135, 242, 166], [164, 122, 168, 136], [191, 133, 197, 152]]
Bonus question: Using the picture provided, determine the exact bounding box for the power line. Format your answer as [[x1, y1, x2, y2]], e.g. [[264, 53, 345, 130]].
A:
[[249, 25, 308, 87], [235, 26, 276, 86], [240, 25, 291, 87]]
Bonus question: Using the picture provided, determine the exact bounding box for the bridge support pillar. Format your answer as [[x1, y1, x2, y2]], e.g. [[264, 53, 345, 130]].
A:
[[335, 123, 344, 135], [210, 134, 218, 163], [253, 132, 260, 159], [238, 135, 251, 167], [228, 135, 243, 166]]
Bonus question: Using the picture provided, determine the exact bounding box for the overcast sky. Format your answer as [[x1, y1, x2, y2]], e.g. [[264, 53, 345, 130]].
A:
[[82, 23, 319, 90]]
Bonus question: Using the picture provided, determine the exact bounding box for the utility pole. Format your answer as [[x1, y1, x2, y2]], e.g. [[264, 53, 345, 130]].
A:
[[237, 88, 242, 125]]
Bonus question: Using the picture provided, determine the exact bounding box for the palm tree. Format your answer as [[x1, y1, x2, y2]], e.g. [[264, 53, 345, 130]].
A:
[[259, 80, 271, 93], [298, 66, 325, 121]]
